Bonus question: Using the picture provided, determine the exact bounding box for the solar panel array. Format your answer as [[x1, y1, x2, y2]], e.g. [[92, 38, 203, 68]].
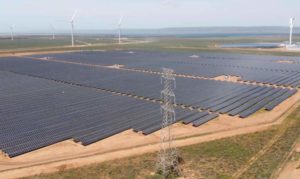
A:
[[0, 71, 209, 157], [0, 56, 295, 118], [0, 50, 298, 157], [28, 50, 300, 87]]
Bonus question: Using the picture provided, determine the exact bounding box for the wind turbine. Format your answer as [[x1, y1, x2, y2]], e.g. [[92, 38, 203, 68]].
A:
[[289, 17, 295, 46], [8, 24, 15, 41], [50, 24, 56, 40], [70, 9, 78, 47], [118, 15, 123, 45]]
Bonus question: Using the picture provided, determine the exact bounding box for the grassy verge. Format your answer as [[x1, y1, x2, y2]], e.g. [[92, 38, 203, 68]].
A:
[[239, 105, 300, 179]]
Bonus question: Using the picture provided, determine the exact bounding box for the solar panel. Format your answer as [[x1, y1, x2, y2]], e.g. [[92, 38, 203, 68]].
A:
[[0, 50, 298, 157]]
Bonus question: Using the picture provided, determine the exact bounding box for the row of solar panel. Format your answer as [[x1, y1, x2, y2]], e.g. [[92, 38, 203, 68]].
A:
[[28, 50, 300, 72], [25, 50, 300, 87], [241, 71, 300, 88], [198, 86, 297, 118], [113, 64, 300, 87], [0, 71, 217, 157], [0, 57, 295, 118]]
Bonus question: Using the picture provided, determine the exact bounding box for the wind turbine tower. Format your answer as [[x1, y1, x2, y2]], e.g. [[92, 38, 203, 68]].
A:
[[50, 24, 56, 40], [70, 9, 78, 47], [118, 15, 123, 45], [8, 25, 15, 41], [289, 17, 295, 46]]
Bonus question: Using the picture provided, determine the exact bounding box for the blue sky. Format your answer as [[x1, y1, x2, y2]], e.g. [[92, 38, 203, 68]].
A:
[[0, 0, 299, 32]]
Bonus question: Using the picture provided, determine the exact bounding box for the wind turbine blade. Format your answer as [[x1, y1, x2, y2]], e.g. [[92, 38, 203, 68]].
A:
[[290, 17, 295, 25], [118, 15, 124, 25], [71, 9, 79, 22]]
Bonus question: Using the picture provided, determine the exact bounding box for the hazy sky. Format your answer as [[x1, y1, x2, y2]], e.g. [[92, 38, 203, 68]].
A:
[[0, 0, 299, 32]]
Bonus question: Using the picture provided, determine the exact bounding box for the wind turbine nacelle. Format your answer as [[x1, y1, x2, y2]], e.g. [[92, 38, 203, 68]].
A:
[[290, 18, 295, 25]]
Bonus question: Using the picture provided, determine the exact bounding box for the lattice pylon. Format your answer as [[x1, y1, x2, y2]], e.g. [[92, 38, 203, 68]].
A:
[[157, 68, 181, 178]]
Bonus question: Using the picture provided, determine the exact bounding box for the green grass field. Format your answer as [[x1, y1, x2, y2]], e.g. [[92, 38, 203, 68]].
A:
[[2, 35, 300, 57], [0, 35, 118, 52]]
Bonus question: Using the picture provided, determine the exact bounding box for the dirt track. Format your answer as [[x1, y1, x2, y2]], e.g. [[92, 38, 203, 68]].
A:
[[278, 161, 300, 179], [0, 39, 151, 57], [277, 142, 300, 179]]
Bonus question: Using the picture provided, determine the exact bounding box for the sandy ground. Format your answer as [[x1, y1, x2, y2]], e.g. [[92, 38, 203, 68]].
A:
[[278, 161, 300, 179], [0, 89, 299, 179], [277, 142, 300, 179], [0, 50, 76, 57], [214, 75, 241, 82], [276, 60, 296, 64]]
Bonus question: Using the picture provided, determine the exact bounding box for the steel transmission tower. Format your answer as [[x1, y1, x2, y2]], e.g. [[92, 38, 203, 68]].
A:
[[157, 68, 181, 178]]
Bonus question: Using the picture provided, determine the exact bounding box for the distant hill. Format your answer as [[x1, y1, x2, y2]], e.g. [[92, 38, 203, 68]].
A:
[[77, 26, 300, 36], [1, 26, 299, 37], [154, 26, 300, 34]]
